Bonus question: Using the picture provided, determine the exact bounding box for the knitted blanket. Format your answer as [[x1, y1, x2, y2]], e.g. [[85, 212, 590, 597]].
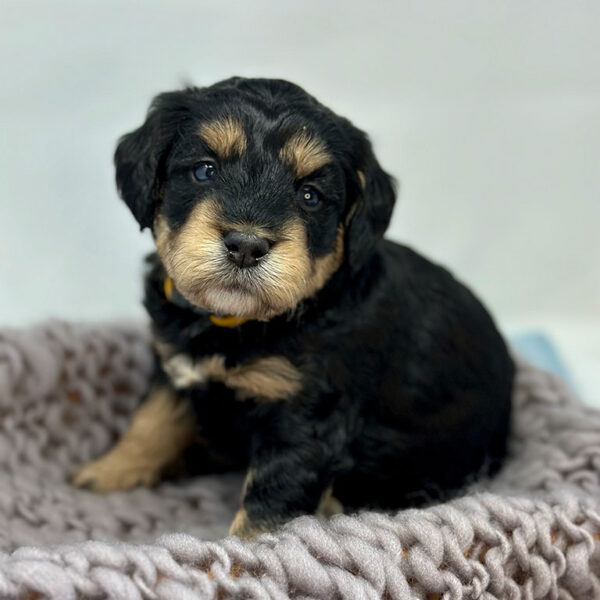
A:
[[0, 322, 598, 599]]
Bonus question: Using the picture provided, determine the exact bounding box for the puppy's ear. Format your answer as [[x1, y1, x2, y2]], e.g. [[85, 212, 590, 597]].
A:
[[114, 90, 195, 230], [345, 131, 397, 271]]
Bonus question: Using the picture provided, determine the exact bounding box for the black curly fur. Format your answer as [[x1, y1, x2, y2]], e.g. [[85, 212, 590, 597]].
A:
[[115, 77, 514, 531]]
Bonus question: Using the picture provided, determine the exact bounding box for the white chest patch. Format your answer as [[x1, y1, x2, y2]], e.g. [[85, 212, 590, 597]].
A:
[[162, 354, 224, 389]]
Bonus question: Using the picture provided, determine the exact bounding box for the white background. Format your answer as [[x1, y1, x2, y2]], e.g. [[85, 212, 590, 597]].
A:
[[1, 1, 598, 399]]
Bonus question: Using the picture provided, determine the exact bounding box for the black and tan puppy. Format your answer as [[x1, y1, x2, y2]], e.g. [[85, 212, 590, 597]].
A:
[[74, 77, 514, 538]]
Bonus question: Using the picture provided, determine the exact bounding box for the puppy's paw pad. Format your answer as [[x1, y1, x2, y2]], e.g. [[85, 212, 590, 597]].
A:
[[71, 455, 160, 492]]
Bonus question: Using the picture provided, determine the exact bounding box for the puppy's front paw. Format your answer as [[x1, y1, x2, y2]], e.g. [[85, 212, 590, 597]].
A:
[[72, 451, 161, 492], [228, 509, 271, 540]]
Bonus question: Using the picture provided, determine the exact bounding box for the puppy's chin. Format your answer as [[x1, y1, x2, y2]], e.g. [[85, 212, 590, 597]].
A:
[[202, 287, 270, 320], [177, 282, 289, 321]]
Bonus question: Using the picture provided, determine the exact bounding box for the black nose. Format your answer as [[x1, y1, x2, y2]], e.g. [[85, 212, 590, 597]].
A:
[[223, 231, 271, 268]]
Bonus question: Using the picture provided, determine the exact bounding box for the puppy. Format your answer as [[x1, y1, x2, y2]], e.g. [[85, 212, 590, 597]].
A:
[[74, 77, 514, 539]]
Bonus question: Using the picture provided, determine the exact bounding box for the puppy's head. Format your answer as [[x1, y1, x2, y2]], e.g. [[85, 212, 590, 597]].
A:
[[115, 78, 396, 320]]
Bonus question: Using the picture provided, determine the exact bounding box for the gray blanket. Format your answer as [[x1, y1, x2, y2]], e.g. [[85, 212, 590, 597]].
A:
[[0, 321, 598, 599]]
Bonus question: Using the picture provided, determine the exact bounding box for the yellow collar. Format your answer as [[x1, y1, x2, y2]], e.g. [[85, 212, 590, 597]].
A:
[[208, 314, 250, 328], [163, 278, 249, 328]]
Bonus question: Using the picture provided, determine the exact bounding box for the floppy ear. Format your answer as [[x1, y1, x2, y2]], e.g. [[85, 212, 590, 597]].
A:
[[345, 133, 397, 271], [114, 90, 196, 230]]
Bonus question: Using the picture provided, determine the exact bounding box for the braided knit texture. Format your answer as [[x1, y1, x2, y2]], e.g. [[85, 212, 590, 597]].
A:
[[0, 321, 599, 599]]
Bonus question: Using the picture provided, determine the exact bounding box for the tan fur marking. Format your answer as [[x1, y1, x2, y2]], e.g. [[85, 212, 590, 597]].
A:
[[198, 354, 228, 378], [153, 338, 176, 362], [72, 388, 195, 492], [202, 355, 302, 401], [225, 356, 303, 401], [344, 170, 365, 226], [356, 169, 366, 189], [345, 201, 358, 226], [241, 468, 255, 497], [280, 130, 331, 179], [258, 219, 312, 311], [198, 117, 246, 159], [251, 220, 343, 317], [308, 225, 345, 294], [153, 213, 173, 258], [316, 486, 344, 518], [159, 352, 302, 401], [154, 207, 344, 321], [230, 484, 342, 539], [229, 508, 270, 539], [154, 200, 224, 304]]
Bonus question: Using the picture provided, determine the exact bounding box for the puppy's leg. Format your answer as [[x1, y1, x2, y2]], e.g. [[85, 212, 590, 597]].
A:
[[229, 436, 334, 539], [72, 386, 195, 492], [230, 481, 343, 539]]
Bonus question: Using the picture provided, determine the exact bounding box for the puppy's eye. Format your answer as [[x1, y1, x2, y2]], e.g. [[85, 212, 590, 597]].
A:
[[298, 186, 321, 211], [193, 161, 216, 181]]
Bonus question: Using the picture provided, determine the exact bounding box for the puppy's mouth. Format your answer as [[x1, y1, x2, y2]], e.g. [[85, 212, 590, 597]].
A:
[[172, 257, 300, 321]]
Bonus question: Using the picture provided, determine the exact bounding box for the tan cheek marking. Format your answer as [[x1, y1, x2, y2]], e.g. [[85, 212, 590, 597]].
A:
[[72, 387, 195, 492], [198, 117, 247, 159], [280, 131, 331, 179], [153, 213, 172, 258], [245, 219, 344, 317], [155, 200, 224, 299], [259, 219, 312, 311]]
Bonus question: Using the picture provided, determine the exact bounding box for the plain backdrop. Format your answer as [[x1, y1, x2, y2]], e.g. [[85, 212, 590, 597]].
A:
[[1, 1, 598, 395]]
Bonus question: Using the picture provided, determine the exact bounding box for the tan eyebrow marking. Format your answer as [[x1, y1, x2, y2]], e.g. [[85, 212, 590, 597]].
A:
[[279, 130, 331, 179], [198, 117, 247, 159]]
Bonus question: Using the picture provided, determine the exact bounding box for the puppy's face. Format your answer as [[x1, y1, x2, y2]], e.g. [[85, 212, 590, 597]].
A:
[[115, 78, 396, 319]]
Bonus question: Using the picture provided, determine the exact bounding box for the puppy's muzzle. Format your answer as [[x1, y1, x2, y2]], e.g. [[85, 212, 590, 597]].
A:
[[223, 231, 272, 268]]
